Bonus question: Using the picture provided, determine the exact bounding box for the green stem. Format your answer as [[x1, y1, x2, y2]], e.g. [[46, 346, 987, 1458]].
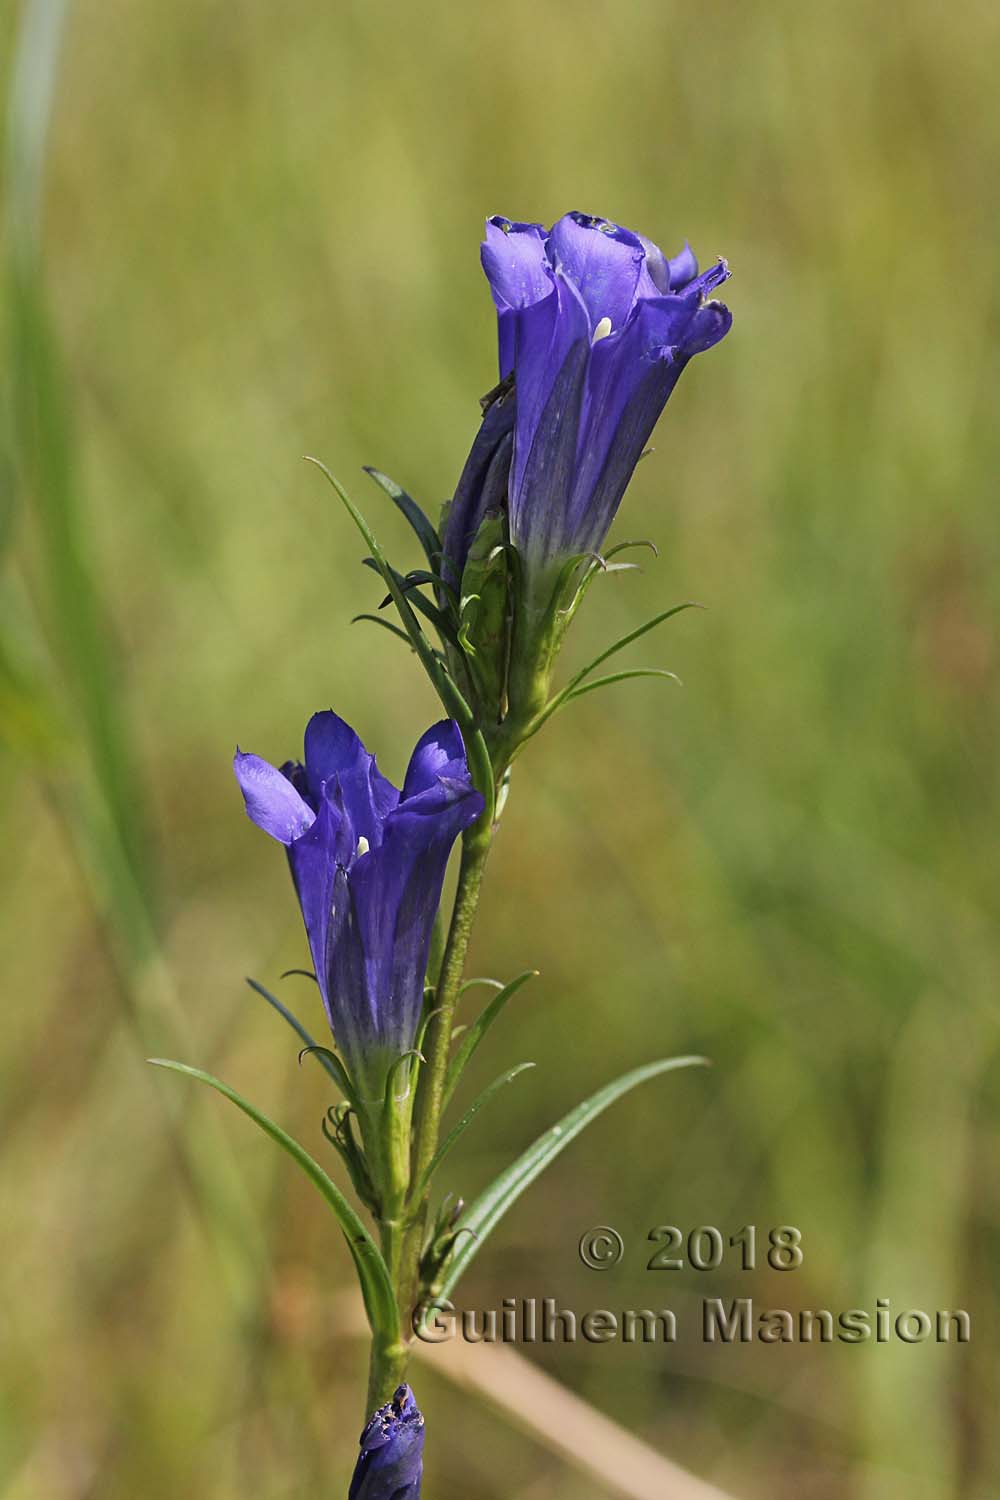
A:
[[385, 820, 495, 1362], [412, 824, 494, 1185], [365, 1312, 408, 1414], [364, 1056, 417, 1413]]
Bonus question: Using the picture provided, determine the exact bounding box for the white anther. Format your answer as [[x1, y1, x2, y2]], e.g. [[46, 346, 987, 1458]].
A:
[[592, 316, 613, 343], [356, 835, 370, 857]]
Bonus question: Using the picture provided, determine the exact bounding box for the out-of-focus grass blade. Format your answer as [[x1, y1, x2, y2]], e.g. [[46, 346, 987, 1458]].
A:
[[7, 0, 151, 900], [4, 0, 270, 1323], [305, 457, 495, 825]]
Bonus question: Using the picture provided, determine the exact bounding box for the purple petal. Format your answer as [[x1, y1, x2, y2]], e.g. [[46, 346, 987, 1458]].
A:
[[402, 720, 473, 800], [285, 796, 344, 1030], [667, 241, 699, 290], [680, 297, 733, 355], [545, 212, 645, 333], [234, 751, 315, 844], [342, 773, 483, 1068], [304, 711, 399, 848], [680, 257, 730, 301], [636, 233, 671, 296], [481, 217, 551, 311], [482, 218, 553, 378], [565, 290, 730, 553], [506, 270, 591, 562]]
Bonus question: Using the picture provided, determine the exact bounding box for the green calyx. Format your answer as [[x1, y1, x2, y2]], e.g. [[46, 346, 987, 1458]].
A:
[[454, 510, 510, 724], [487, 549, 588, 767]]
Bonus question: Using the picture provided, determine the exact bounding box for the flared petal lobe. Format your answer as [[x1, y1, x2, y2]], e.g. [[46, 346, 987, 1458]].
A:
[[545, 211, 645, 333], [349, 1385, 424, 1500], [402, 719, 476, 798], [564, 286, 732, 557], [234, 751, 314, 844]]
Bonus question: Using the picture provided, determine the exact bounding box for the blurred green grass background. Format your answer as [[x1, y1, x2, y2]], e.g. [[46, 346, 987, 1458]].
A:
[[2, 0, 998, 1495]]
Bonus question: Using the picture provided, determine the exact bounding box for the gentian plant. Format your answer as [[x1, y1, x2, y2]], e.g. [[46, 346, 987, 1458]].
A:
[[151, 210, 732, 1493]]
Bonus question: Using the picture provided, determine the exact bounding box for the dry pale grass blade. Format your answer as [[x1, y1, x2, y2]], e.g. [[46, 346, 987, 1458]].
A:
[[332, 1294, 737, 1500], [415, 1337, 738, 1500]]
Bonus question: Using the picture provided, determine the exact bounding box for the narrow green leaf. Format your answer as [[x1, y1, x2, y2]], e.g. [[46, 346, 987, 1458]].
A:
[[304, 458, 494, 826], [566, 667, 681, 701], [362, 466, 442, 570], [444, 969, 537, 1109], [361, 557, 458, 645], [458, 976, 506, 996], [397, 568, 458, 604], [427, 1055, 709, 1317], [569, 669, 680, 702], [414, 1062, 535, 1202], [148, 1058, 399, 1342], [602, 538, 659, 561], [351, 613, 415, 649], [565, 539, 661, 622], [305, 457, 459, 707]]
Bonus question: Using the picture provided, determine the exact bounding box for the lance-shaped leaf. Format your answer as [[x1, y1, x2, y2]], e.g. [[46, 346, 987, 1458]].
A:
[[148, 1059, 400, 1343], [412, 1061, 535, 1203], [444, 969, 537, 1109], [363, 466, 442, 571], [420, 1054, 708, 1325]]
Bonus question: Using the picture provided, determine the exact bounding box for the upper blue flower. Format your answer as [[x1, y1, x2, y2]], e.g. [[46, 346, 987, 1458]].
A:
[[480, 211, 732, 568], [234, 714, 483, 1099], [349, 1384, 424, 1499]]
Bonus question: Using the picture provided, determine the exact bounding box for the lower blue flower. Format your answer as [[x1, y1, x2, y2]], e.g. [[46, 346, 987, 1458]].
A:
[[349, 1384, 424, 1499], [234, 713, 483, 1100]]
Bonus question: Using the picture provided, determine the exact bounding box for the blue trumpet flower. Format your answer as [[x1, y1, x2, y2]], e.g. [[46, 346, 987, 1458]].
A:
[[480, 210, 732, 569], [235, 713, 483, 1099]]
